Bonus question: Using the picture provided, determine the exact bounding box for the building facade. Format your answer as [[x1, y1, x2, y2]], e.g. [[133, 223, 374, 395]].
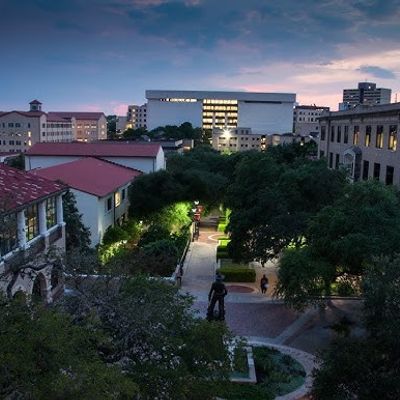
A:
[[25, 142, 165, 173], [318, 103, 400, 185], [32, 158, 142, 246], [0, 100, 107, 153], [212, 128, 267, 152], [340, 82, 391, 110], [0, 164, 66, 302], [127, 104, 147, 129], [146, 90, 296, 134], [293, 105, 329, 137]]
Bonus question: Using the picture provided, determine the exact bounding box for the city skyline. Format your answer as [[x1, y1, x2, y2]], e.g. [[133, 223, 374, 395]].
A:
[[1, 0, 400, 114]]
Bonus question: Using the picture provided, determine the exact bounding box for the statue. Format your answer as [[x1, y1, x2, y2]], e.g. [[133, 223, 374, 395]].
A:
[[207, 273, 228, 321]]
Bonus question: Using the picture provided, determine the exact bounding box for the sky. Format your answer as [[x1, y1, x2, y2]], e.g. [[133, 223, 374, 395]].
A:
[[1, 0, 400, 114]]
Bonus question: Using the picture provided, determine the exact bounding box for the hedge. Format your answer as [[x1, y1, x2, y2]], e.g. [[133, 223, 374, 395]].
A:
[[216, 247, 230, 259], [217, 222, 228, 233], [217, 266, 256, 282]]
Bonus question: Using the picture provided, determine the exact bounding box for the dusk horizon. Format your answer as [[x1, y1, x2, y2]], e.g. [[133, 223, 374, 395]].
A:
[[1, 0, 400, 114]]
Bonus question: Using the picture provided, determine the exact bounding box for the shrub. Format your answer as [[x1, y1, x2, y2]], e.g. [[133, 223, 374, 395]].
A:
[[216, 246, 230, 259], [217, 266, 256, 282], [217, 222, 228, 233], [102, 225, 129, 246], [138, 225, 171, 247]]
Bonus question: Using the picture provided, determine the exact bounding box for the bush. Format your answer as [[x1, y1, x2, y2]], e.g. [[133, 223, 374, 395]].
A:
[[217, 222, 228, 233], [102, 225, 129, 246], [217, 266, 256, 282], [218, 239, 230, 248], [216, 246, 230, 259], [138, 225, 171, 247]]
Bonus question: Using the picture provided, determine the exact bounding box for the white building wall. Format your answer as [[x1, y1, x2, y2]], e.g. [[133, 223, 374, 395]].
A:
[[237, 102, 294, 134], [25, 155, 80, 170], [147, 100, 202, 130]]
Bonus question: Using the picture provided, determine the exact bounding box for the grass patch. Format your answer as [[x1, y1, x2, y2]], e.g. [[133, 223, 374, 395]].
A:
[[217, 265, 256, 282]]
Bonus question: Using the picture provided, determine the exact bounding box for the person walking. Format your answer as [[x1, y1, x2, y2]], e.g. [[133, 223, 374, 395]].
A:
[[260, 274, 269, 294], [207, 274, 228, 321]]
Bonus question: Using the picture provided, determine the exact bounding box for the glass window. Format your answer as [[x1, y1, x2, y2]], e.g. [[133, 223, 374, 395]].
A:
[[114, 191, 121, 207], [353, 126, 359, 145], [362, 160, 369, 180], [376, 125, 384, 149], [122, 188, 126, 200], [336, 126, 341, 143], [373, 163, 381, 180], [386, 166, 394, 185], [365, 126, 371, 147], [46, 197, 57, 229], [329, 152, 333, 168], [0, 213, 18, 256], [106, 197, 112, 212], [330, 126, 335, 142], [26, 204, 39, 241], [335, 154, 340, 169], [344, 126, 349, 144], [388, 125, 397, 151]]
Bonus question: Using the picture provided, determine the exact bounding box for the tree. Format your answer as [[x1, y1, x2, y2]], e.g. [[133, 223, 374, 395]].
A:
[[312, 256, 400, 399], [63, 190, 91, 251], [7, 154, 24, 170], [106, 115, 117, 139], [122, 127, 147, 140], [276, 180, 400, 309], [0, 296, 138, 399], [64, 274, 232, 399]]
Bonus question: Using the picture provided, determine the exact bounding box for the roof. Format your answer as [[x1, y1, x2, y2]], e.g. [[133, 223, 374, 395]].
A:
[[51, 111, 106, 120], [0, 111, 45, 118], [47, 112, 73, 122], [0, 164, 66, 212], [30, 99, 42, 104], [26, 142, 161, 158], [30, 157, 142, 197], [295, 105, 330, 110]]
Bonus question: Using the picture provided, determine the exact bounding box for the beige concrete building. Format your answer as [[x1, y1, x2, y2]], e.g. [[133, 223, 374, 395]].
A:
[[0, 100, 107, 153], [212, 127, 267, 152], [318, 103, 400, 185], [127, 104, 147, 129], [293, 105, 329, 137]]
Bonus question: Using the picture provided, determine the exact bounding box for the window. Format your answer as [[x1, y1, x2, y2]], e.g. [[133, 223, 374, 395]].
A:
[[362, 160, 369, 180], [106, 197, 112, 212], [353, 126, 359, 145], [114, 192, 121, 207], [122, 188, 126, 200], [344, 126, 349, 144], [388, 125, 397, 151], [330, 126, 335, 142], [335, 154, 340, 169], [26, 204, 39, 241], [319, 150, 325, 158], [376, 125, 384, 148], [8, 123, 14, 128], [46, 197, 57, 228], [386, 166, 394, 185], [336, 126, 341, 143], [329, 152, 333, 168], [320, 126, 326, 141], [0, 213, 17, 256], [365, 126, 371, 146], [373, 163, 381, 180]]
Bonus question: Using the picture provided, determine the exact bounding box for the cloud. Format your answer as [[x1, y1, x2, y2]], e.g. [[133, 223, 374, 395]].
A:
[[357, 65, 396, 79]]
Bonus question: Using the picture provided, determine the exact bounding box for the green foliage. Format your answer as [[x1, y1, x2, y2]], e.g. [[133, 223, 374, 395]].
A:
[[64, 275, 232, 400], [122, 127, 147, 140], [0, 297, 138, 399], [6, 154, 24, 170], [217, 266, 256, 282], [62, 190, 91, 251], [102, 225, 129, 246], [312, 256, 400, 399], [138, 224, 171, 247], [150, 122, 203, 142], [106, 115, 117, 139], [217, 222, 228, 232], [216, 246, 230, 259]]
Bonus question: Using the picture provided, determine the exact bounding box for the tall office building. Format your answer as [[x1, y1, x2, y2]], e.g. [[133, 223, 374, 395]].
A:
[[127, 104, 147, 129], [145, 90, 296, 134], [293, 105, 330, 137], [340, 82, 391, 110]]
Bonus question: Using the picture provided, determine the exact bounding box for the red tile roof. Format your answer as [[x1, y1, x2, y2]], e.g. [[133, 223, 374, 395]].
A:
[[0, 111, 45, 118], [0, 164, 66, 212], [30, 157, 142, 197], [27, 142, 161, 158], [46, 112, 73, 122], [51, 111, 105, 120]]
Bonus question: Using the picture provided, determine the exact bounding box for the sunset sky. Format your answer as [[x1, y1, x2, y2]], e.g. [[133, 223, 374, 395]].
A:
[[1, 0, 400, 114]]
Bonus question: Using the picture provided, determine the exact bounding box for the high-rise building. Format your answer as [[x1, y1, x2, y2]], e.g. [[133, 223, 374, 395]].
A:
[[145, 90, 296, 134], [340, 82, 391, 110], [127, 104, 147, 129], [293, 105, 330, 137]]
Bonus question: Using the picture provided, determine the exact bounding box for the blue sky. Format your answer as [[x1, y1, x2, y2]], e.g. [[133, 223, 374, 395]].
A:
[[1, 0, 399, 114]]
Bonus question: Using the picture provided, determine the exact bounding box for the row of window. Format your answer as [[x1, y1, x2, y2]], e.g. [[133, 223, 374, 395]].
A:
[[105, 188, 127, 213], [1, 122, 31, 128], [326, 151, 395, 185], [0, 198, 57, 256], [321, 124, 398, 151]]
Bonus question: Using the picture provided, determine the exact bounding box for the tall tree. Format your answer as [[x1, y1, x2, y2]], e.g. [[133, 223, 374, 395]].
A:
[[63, 190, 91, 251]]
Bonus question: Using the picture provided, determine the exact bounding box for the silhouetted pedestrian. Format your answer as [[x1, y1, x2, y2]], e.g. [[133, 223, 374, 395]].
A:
[[260, 274, 269, 294]]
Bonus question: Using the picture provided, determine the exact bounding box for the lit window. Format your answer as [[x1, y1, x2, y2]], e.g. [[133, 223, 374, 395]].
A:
[[114, 191, 121, 207], [26, 204, 39, 241], [376, 126, 384, 149], [388, 125, 397, 151], [46, 197, 57, 228]]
